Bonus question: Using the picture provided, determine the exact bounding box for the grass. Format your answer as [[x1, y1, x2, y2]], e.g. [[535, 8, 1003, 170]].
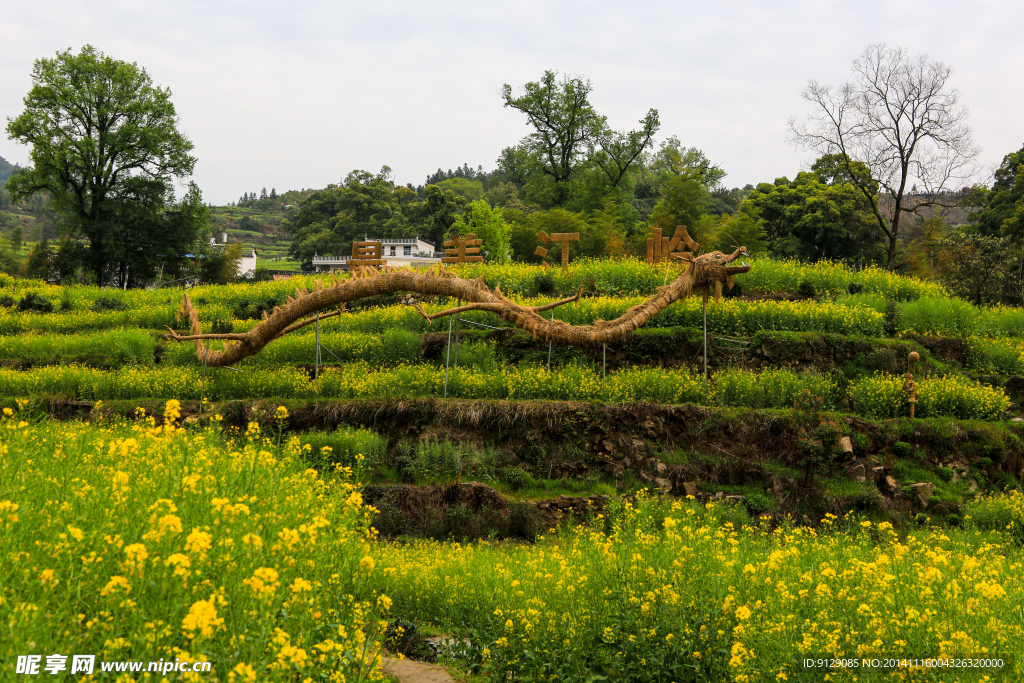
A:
[[499, 478, 617, 500]]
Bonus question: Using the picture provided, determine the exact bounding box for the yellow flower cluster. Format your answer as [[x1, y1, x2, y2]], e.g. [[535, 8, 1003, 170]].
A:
[[0, 411, 390, 681], [374, 494, 1024, 681], [850, 373, 1010, 420]]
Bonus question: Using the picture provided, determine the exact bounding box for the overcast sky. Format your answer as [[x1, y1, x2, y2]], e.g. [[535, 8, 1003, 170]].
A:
[[1, 1, 1021, 205]]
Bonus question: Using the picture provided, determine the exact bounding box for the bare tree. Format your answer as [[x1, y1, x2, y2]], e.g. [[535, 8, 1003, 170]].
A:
[[790, 44, 979, 269]]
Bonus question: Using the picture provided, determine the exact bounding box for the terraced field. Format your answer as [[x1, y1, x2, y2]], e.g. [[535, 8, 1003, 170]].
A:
[[3, 259, 1024, 681]]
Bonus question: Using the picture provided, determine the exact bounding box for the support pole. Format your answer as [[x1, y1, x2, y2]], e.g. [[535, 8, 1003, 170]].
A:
[[547, 310, 554, 371], [200, 353, 208, 414], [443, 313, 454, 398], [702, 293, 709, 388], [453, 312, 461, 369], [314, 311, 321, 380]]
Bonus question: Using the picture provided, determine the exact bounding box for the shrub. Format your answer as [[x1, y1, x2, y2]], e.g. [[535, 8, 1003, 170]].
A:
[[91, 295, 127, 312], [534, 271, 556, 295], [17, 292, 54, 313], [797, 280, 817, 298], [384, 619, 436, 662], [965, 490, 1024, 543], [500, 466, 532, 491], [381, 329, 422, 365], [507, 501, 542, 540], [414, 439, 465, 481], [743, 490, 774, 515], [847, 282, 864, 295], [893, 441, 912, 458]]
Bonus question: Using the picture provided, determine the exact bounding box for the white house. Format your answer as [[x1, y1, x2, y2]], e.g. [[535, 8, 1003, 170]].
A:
[[209, 232, 258, 278], [311, 237, 443, 273], [237, 247, 258, 278]]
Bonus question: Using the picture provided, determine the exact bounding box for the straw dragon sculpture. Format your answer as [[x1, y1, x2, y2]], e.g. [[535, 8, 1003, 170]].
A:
[[167, 237, 752, 368]]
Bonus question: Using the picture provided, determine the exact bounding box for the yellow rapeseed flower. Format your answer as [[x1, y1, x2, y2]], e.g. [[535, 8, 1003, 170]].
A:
[[100, 576, 131, 597], [182, 599, 223, 639]]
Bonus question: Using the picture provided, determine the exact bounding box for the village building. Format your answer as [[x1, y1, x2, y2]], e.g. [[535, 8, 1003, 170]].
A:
[[208, 232, 258, 278], [311, 237, 442, 273]]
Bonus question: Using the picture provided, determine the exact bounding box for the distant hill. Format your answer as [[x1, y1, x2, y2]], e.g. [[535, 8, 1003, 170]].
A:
[[0, 156, 19, 186]]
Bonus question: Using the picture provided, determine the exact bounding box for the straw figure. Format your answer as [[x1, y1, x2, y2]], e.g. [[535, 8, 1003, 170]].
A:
[[904, 351, 920, 418], [167, 245, 752, 367]]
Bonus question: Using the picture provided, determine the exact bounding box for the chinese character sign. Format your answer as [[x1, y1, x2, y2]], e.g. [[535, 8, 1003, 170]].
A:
[[647, 225, 698, 264], [442, 233, 483, 264], [534, 230, 579, 268], [350, 241, 385, 272]]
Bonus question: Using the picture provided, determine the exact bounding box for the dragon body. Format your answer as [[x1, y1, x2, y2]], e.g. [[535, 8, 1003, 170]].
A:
[[167, 246, 751, 367]]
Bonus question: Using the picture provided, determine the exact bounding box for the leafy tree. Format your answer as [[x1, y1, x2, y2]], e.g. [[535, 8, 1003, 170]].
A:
[[521, 209, 590, 263], [707, 213, 767, 256], [238, 215, 261, 232], [23, 238, 52, 279], [938, 231, 1011, 306], [740, 172, 881, 262], [493, 146, 533, 190], [646, 141, 724, 244], [707, 185, 753, 216], [52, 237, 90, 284], [435, 178, 485, 202], [425, 164, 490, 188], [449, 200, 511, 263], [1004, 170, 1024, 242], [902, 216, 947, 279], [8, 224, 22, 251], [5, 46, 199, 285], [200, 242, 243, 285], [411, 184, 467, 247], [154, 183, 211, 284], [586, 195, 630, 258], [507, 215, 541, 263], [501, 70, 658, 207], [502, 71, 604, 188], [0, 155, 19, 186], [285, 168, 446, 269], [790, 44, 979, 269], [592, 110, 660, 189], [485, 182, 529, 211], [973, 145, 1024, 239]]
